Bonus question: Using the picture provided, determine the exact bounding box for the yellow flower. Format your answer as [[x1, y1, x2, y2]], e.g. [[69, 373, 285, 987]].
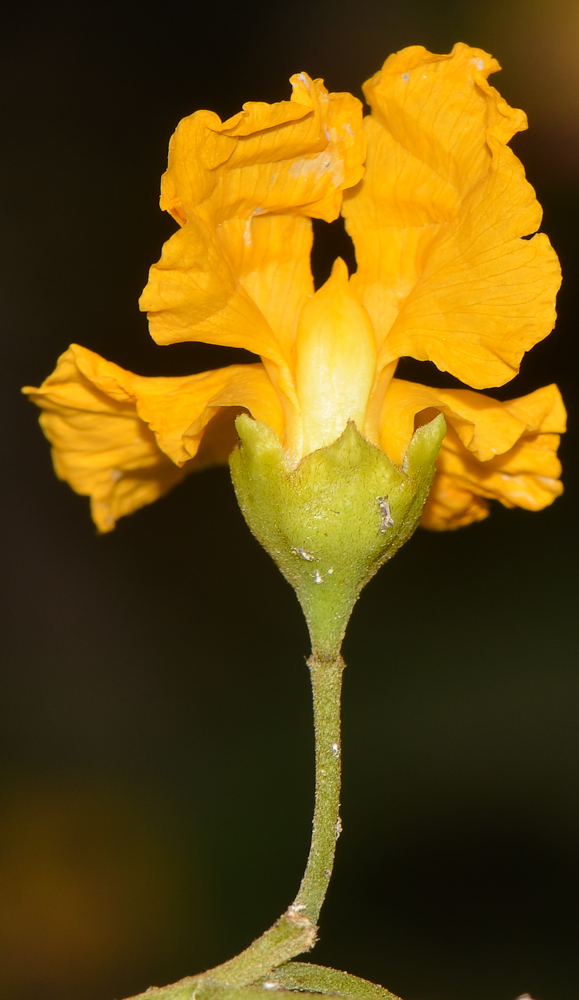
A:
[[24, 44, 565, 533]]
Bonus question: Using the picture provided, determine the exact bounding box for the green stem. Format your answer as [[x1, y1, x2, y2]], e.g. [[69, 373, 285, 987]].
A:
[[196, 652, 344, 990], [293, 653, 344, 923]]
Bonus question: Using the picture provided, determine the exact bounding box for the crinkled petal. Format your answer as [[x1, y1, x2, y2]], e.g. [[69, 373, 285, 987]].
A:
[[158, 74, 365, 227], [23, 345, 284, 530], [343, 42, 561, 389], [140, 74, 365, 379]]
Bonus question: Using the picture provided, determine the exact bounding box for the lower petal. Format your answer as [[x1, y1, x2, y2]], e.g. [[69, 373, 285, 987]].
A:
[[423, 427, 564, 530], [377, 377, 565, 530], [23, 345, 284, 531], [420, 474, 490, 530], [380, 378, 565, 465], [23, 347, 188, 532]]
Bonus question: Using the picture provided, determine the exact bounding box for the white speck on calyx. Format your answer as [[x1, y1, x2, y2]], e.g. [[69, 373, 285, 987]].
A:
[[263, 983, 278, 991], [331, 742, 339, 757], [291, 546, 314, 561], [335, 817, 343, 837], [314, 569, 323, 584], [376, 496, 394, 533], [327, 567, 334, 575]]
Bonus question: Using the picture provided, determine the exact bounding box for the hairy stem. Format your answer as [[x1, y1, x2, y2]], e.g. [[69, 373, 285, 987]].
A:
[[196, 652, 345, 990], [293, 653, 344, 923]]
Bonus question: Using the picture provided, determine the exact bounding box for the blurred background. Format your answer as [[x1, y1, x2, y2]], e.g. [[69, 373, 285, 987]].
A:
[[2, 1, 578, 998]]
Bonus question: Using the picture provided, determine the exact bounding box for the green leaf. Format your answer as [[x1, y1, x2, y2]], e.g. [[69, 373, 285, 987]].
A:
[[263, 961, 402, 1000]]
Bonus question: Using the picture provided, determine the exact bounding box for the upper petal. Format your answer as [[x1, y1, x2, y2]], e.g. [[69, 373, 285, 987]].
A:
[[342, 43, 561, 389], [213, 213, 314, 365], [140, 74, 365, 375], [23, 345, 284, 530], [159, 74, 365, 226]]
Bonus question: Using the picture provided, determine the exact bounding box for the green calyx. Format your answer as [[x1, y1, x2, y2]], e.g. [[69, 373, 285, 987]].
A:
[[230, 414, 446, 659]]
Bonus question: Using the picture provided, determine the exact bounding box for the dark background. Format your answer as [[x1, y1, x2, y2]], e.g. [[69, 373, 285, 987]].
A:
[[2, 1, 578, 999]]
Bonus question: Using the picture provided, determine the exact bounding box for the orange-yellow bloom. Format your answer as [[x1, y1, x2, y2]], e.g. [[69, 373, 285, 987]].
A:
[[24, 44, 565, 533]]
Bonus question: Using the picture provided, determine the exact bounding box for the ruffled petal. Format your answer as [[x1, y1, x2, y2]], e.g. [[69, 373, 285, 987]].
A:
[[23, 345, 284, 530], [343, 43, 561, 389], [159, 73, 365, 227], [375, 377, 565, 530], [140, 74, 365, 375]]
